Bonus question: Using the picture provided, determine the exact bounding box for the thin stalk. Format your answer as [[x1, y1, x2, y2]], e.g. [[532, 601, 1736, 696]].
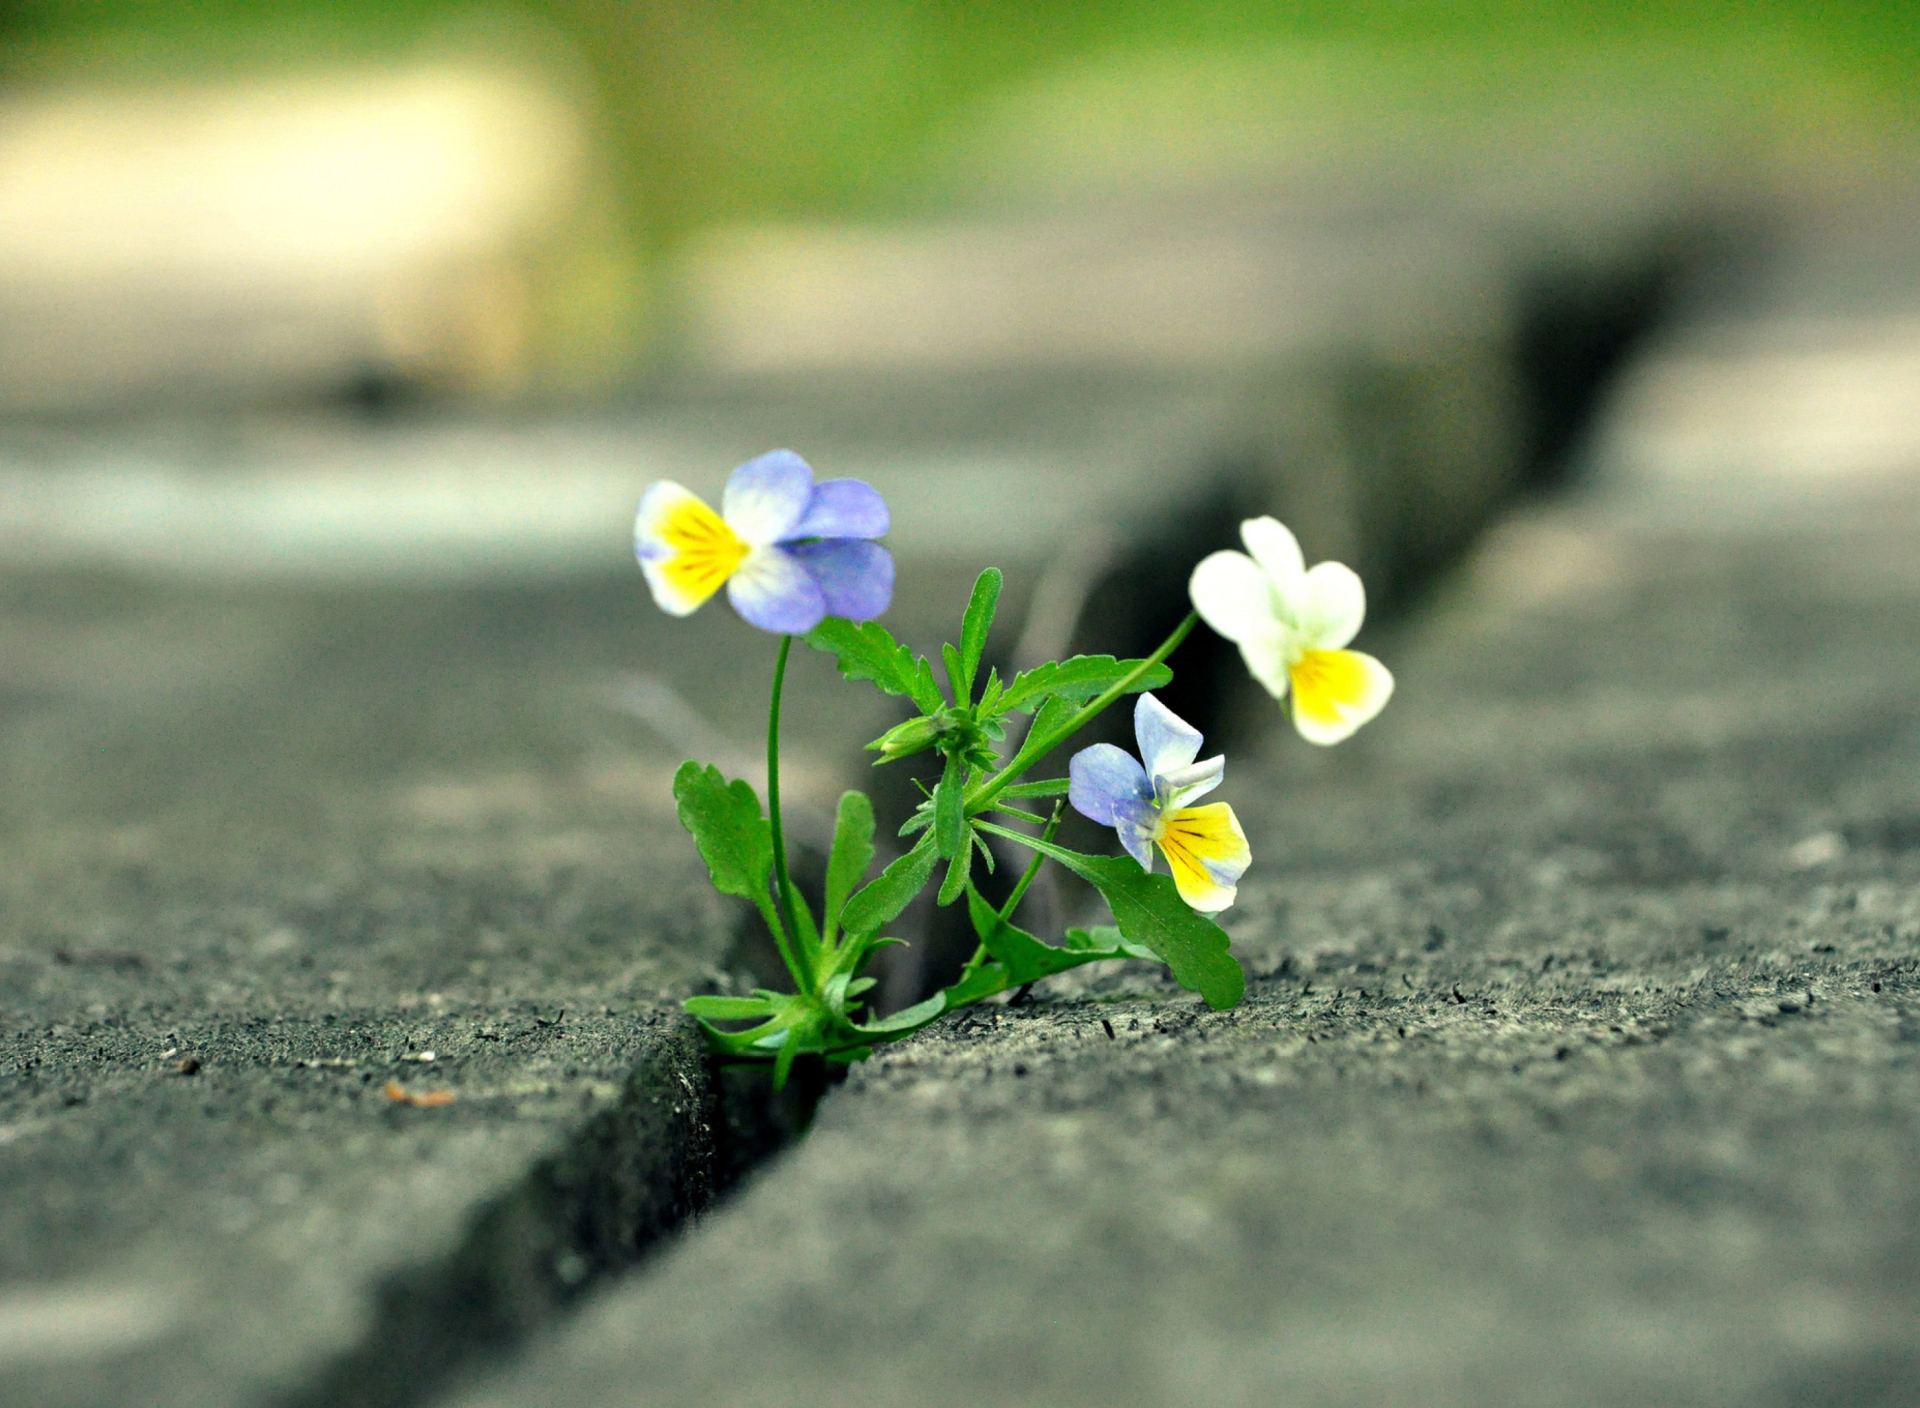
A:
[[1000, 801, 1063, 920], [968, 610, 1198, 813], [962, 802, 1063, 975], [766, 634, 814, 991]]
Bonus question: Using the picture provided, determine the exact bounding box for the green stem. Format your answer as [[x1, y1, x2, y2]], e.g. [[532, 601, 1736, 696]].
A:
[[963, 802, 1063, 975], [1000, 801, 1063, 920], [968, 610, 1199, 814], [766, 634, 814, 991]]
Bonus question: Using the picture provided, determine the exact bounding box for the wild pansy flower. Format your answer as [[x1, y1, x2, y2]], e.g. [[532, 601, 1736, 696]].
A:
[[635, 450, 893, 635], [1188, 516, 1393, 745], [1068, 694, 1251, 913]]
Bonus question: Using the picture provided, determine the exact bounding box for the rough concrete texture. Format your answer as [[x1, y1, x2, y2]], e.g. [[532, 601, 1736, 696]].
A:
[[0, 574, 786, 1408], [455, 473, 1920, 1408]]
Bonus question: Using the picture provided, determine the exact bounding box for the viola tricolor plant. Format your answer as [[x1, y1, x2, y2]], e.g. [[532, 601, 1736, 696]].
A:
[[638, 454, 1393, 1084]]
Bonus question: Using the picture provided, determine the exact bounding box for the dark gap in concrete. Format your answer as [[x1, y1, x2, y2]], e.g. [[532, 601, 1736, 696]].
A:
[[272, 1031, 833, 1408], [1513, 224, 1714, 492]]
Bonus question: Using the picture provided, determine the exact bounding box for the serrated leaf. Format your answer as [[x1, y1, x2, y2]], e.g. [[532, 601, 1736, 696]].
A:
[[974, 824, 1245, 1010], [957, 568, 1002, 702], [934, 751, 967, 859], [806, 619, 945, 713], [683, 995, 778, 1021], [840, 832, 939, 936], [672, 762, 772, 903], [823, 790, 875, 946], [995, 655, 1175, 716]]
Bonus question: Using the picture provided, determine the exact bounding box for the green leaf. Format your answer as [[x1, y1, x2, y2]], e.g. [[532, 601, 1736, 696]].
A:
[[995, 655, 1175, 716], [973, 824, 1245, 1010], [839, 832, 939, 936], [957, 568, 1002, 702], [912, 658, 945, 714], [823, 791, 875, 945], [966, 892, 1149, 985], [1065, 925, 1155, 959], [937, 850, 972, 906], [934, 751, 967, 859], [941, 962, 1013, 1007], [671, 762, 772, 903], [683, 995, 778, 1021], [999, 777, 1071, 800], [987, 694, 1079, 784], [806, 619, 945, 713], [978, 667, 1003, 717], [966, 890, 1084, 984], [941, 643, 967, 707], [971, 830, 996, 871], [851, 990, 946, 1038]]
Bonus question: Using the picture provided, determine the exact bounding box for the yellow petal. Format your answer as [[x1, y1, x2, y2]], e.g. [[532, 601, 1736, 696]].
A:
[[1287, 648, 1394, 745], [1156, 803, 1251, 913], [639, 488, 750, 615]]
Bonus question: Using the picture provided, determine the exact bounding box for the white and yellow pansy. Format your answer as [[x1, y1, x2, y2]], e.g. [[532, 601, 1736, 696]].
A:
[[1068, 694, 1252, 913], [1188, 516, 1393, 745]]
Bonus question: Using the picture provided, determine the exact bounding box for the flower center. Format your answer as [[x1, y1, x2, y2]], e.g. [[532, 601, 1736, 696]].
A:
[[660, 499, 751, 599]]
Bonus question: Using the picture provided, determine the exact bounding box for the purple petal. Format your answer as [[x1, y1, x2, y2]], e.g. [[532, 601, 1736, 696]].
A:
[[722, 450, 814, 546], [1069, 743, 1153, 829], [1114, 811, 1159, 871], [787, 479, 889, 541], [787, 539, 894, 621], [1134, 693, 1203, 782], [726, 545, 827, 634]]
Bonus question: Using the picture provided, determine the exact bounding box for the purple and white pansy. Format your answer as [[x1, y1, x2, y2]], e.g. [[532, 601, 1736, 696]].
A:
[[1068, 694, 1252, 913], [635, 450, 893, 635]]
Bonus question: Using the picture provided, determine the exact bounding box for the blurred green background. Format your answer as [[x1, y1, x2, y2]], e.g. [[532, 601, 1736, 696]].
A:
[[6, 1, 1913, 236], [1, 1, 1914, 401]]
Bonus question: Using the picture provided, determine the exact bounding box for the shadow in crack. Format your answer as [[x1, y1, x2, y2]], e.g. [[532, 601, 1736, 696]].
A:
[[275, 1031, 834, 1408]]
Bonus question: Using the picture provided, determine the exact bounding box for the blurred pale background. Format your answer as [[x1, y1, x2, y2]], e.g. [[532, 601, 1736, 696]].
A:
[[0, 0, 1914, 412]]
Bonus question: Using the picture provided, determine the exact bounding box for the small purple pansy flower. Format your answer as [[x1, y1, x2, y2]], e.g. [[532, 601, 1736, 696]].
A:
[[635, 450, 893, 635], [1068, 693, 1252, 914]]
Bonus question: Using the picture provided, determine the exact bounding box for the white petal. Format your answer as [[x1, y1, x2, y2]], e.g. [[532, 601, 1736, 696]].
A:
[[1134, 693, 1203, 780], [721, 450, 814, 547], [725, 545, 828, 634], [1295, 561, 1366, 650], [1240, 517, 1305, 593], [1237, 637, 1292, 701], [634, 481, 738, 616], [1156, 754, 1224, 810], [1189, 550, 1279, 645]]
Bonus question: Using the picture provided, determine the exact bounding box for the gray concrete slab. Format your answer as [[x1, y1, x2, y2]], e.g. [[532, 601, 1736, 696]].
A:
[[449, 460, 1920, 1406], [0, 571, 797, 1408]]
